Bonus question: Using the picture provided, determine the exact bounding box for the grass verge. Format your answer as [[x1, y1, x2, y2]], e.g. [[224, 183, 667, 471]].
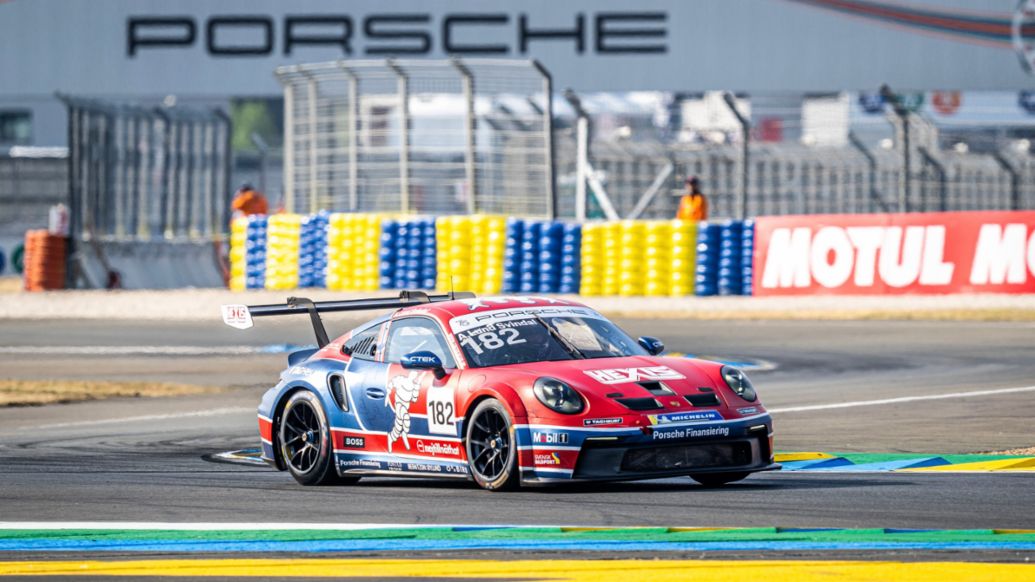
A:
[[0, 379, 223, 407]]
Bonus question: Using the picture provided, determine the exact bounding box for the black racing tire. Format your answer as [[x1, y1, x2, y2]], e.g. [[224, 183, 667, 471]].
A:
[[465, 399, 519, 491], [278, 391, 357, 486], [689, 471, 751, 487]]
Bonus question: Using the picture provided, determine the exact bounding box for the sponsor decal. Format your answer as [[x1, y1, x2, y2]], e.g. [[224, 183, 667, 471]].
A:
[[386, 371, 422, 453], [343, 436, 366, 448], [450, 305, 603, 332], [340, 458, 381, 469], [737, 407, 759, 416], [584, 417, 623, 426], [534, 452, 563, 465], [532, 432, 570, 444], [648, 410, 724, 425], [585, 365, 685, 385], [415, 440, 461, 457], [652, 425, 730, 440], [221, 304, 253, 329], [404, 462, 443, 473], [426, 385, 456, 436], [287, 366, 315, 376], [931, 91, 961, 116], [754, 212, 1035, 296]]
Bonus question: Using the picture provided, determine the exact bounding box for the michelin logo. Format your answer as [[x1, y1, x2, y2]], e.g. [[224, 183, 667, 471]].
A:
[[648, 410, 724, 425]]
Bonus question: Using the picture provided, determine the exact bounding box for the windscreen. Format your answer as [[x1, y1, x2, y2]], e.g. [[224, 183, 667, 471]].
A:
[[453, 312, 648, 368]]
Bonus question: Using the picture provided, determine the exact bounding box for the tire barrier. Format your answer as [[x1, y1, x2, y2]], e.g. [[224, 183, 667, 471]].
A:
[[380, 217, 437, 290], [22, 230, 67, 291], [299, 213, 329, 289], [327, 213, 383, 292], [265, 214, 301, 291], [436, 215, 505, 295], [243, 216, 268, 290], [502, 220, 581, 294], [228, 213, 756, 296]]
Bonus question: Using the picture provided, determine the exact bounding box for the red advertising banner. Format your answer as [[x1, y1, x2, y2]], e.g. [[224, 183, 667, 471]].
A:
[[752, 211, 1035, 296]]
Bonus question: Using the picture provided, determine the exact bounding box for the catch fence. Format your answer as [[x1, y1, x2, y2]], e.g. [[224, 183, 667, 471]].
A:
[[275, 58, 554, 218]]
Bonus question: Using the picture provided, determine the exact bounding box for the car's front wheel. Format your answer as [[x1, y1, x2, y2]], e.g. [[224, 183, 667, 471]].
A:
[[689, 471, 750, 487], [279, 390, 357, 486], [465, 399, 519, 491]]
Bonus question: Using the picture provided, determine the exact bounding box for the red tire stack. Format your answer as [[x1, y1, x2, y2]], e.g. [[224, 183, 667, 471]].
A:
[[22, 230, 67, 291]]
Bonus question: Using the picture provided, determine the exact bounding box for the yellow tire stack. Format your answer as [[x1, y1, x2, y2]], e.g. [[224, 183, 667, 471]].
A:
[[643, 221, 672, 296], [326, 213, 383, 291], [618, 220, 646, 296], [670, 220, 697, 296], [264, 213, 302, 290], [578, 223, 604, 295], [436, 215, 505, 295], [229, 217, 248, 291], [601, 221, 621, 296]]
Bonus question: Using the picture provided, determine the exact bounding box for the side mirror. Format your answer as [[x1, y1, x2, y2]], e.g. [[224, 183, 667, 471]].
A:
[[401, 350, 447, 380], [638, 336, 665, 356]]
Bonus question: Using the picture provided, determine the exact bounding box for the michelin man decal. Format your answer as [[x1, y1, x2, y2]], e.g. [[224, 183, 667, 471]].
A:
[[385, 371, 422, 453]]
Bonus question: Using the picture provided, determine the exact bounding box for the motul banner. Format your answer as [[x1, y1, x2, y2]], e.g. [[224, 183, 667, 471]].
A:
[[753, 211, 1035, 296]]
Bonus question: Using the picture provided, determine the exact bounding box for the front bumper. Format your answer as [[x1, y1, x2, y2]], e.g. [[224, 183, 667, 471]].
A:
[[518, 414, 776, 484]]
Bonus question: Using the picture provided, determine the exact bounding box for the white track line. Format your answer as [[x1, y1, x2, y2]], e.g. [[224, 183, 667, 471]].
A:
[[769, 385, 1035, 414], [33, 407, 254, 429], [0, 346, 277, 356]]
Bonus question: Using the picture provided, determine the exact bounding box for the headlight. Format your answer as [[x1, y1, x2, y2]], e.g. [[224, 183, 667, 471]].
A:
[[533, 377, 584, 414], [721, 366, 757, 402]]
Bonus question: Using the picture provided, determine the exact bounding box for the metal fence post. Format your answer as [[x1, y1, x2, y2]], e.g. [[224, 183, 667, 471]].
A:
[[338, 62, 360, 212], [304, 72, 319, 214], [532, 60, 556, 220], [918, 147, 946, 212], [277, 71, 295, 213], [213, 108, 232, 235], [880, 85, 911, 213], [848, 131, 890, 213], [388, 59, 410, 213], [564, 89, 589, 221], [992, 150, 1021, 211], [452, 58, 478, 215], [722, 92, 750, 220]]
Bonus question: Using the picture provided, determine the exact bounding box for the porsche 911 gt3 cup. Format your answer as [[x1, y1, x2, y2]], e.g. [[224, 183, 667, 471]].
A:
[[223, 292, 777, 490]]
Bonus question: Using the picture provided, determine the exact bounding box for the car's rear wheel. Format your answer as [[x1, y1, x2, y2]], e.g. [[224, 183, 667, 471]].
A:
[[465, 399, 519, 491], [279, 391, 357, 486], [689, 471, 750, 487]]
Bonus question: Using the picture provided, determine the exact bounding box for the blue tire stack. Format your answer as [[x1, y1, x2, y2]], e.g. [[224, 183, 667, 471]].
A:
[[380, 218, 437, 290], [718, 220, 744, 296], [379, 220, 399, 289], [694, 222, 721, 296], [298, 212, 328, 288], [503, 218, 524, 293], [560, 223, 581, 294], [418, 218, 437, 289], [519, 221, 542, 293], [245, 215, 268, 290], [741, 220, 755, 296], [538, 222, 564, 293]]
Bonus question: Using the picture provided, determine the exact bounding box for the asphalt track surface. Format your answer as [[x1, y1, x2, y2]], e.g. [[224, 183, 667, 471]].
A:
[[1, 317, 1034, 532]]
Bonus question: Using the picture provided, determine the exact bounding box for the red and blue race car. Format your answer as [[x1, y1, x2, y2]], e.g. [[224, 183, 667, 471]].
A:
[[222, 292, 777, 490]]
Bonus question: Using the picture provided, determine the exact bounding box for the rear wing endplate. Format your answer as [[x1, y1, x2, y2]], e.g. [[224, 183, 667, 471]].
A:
[[221, 290, 475, 348]]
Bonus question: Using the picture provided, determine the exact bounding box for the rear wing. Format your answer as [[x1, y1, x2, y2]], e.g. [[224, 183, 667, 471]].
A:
[[221, 290, 475, 348]]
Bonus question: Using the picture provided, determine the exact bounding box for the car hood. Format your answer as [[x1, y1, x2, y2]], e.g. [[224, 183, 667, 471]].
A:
[[497, 355, 764, 420]]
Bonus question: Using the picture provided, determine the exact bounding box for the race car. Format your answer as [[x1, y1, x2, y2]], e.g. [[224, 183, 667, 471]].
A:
[[221, 292, 777, 490]]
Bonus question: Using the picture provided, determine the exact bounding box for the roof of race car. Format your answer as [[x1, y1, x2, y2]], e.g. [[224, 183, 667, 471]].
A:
[[393, 295, 593, 321]]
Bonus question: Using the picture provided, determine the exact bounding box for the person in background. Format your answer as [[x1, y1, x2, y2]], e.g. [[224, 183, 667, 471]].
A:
[[676, 176, 708, 221], [231, 183, 269, 218]]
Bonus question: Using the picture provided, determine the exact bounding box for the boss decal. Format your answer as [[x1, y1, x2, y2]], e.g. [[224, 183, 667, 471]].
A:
[[343, 436, 365, 448], [584, 365, 685, 385]]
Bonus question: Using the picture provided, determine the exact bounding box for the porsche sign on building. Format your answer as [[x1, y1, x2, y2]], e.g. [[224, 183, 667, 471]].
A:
[[1, 0, 1035, 145]]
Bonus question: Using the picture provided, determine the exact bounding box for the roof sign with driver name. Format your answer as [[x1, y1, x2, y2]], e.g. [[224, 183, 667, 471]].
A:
[[222, 304, 253, 330]]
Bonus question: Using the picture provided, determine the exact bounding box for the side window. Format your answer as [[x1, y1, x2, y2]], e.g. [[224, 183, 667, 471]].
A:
[[385, 318, 456, 368], [342, 323, 382, 361]]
